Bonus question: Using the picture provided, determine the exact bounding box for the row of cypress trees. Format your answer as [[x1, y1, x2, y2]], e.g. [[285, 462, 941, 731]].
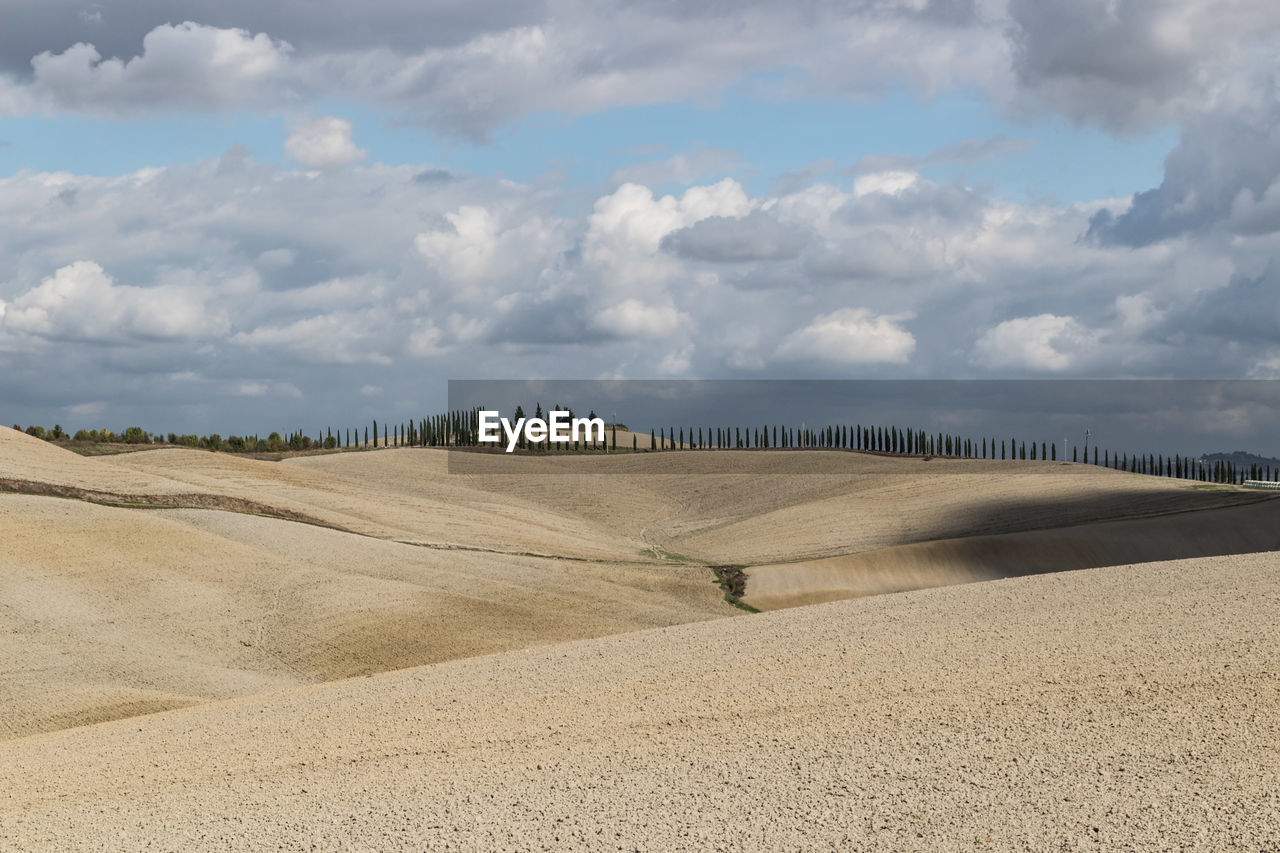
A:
[[634, 422, 1267, 484], [330, 408, 487, 450], [318, 410, 1272, 485]]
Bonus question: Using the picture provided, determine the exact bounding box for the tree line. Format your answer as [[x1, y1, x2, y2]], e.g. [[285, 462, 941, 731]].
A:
[[9, 415, 1277, 484], [633, 421, 1274, 484]]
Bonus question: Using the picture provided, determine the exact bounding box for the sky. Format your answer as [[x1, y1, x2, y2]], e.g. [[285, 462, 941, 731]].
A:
[[1, 0, 1280, 438]]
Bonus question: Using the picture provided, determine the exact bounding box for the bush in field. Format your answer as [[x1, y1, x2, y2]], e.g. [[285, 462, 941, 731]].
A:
[[24, 425, 46, 439], [122, 426, 149, 444]]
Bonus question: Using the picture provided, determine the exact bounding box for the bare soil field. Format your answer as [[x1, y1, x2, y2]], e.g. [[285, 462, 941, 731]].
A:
[[2, 425, 1279, 848], [1, 552, 1276, 851], [745, 497, 1280, 609]]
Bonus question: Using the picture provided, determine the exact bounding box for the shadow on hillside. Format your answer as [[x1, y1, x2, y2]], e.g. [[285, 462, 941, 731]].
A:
[[747, 492, 1280, 610], [915, 483, 1274, 546]]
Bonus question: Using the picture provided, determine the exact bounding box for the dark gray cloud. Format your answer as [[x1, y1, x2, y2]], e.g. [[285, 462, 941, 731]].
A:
[[413, 168, 457, 184], [1088, 90, 1280, 245], [1162, 262, 1280, 347], [0, 0, 545, 74], [661, 211, 808, 262], [840, 179, 985, 226], [1007, 0, 1280, 129]]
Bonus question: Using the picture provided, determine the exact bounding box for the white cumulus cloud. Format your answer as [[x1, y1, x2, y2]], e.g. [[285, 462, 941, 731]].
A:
[[20, 22, 292, 114], [775, 308, 916, 365], [1, 260, 227, 344], [974, 313, 1099, 371], [284, 116, 366, 169], [592, 299, 686, 339]]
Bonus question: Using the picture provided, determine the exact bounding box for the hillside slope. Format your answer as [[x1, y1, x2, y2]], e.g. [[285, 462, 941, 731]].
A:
[[2, 552, 1276, 850], [4, 427, 1278, 743]]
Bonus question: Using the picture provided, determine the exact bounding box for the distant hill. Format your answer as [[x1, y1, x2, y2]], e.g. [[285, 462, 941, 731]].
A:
[[1200, 451, 1280, 471]]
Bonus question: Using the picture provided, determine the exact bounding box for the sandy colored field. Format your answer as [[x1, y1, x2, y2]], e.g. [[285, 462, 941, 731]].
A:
[[0, 496, 727, 740], [4, 425, 1280, 848], [4, 425, 1279, 743], [746, 497, 1280, 609], [1, 552, 1276, 851], [436, 446, 1274, 564]]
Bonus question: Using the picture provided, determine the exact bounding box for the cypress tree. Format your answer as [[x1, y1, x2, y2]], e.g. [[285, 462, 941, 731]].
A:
[[373, 420, 378, 448]]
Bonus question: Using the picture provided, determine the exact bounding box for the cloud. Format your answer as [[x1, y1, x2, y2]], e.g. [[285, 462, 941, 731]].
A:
[[775, 308, 916, 365], [256, 248, 297, 268], [1006, 0, 1280, 130], [415, 203, 563, 287], [284, 116, 366, 169], [0, 0, 1273, 152], [1088, 74, 1280, 245], [586, 180, 751, 259], [1, 260, 227, 344], [658, 344, 694, 375], [661, 210, 807, 262], [235, 382, 269, 397], [853, 171, 921, 198], [1, 150, 1278, 429], [591, 299, 685, 340], [230, 311, 394, 365], [803, 227, 940, 282], [65, 400, 106, 419], [851, 135, 1034, 174], [974, 314, 1100, 371], [17, 22, 293, 115], [0, 4, 998, 137], [610, 148, 744, 188]]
